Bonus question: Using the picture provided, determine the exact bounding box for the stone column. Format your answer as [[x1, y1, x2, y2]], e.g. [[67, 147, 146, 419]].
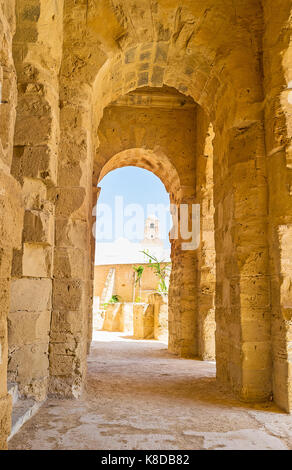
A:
[[0, 0, 23, 449], [196, 117, 216, 361], [214, 120, 271, 402], [49, 97, 92, 397], [262, 0, 292, 412], [9, 0, 63, 401], [168, 186, 199, 357], [48, 0, 105, 397], [87, 186, 101, 353]]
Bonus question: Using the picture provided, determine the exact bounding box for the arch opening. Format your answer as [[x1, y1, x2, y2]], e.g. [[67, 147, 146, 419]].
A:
[[93, 166, 172, 342], [2, 5, 291, 451]]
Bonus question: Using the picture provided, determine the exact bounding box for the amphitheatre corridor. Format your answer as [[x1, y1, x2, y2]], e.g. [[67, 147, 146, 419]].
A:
[[9, 332, 292, 450]]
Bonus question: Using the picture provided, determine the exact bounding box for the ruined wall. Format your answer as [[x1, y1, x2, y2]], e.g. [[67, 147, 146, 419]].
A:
[[0, 0, 23, 450], [133, 303, 154, 340], [149, 293, 168, 342], [262, 0, 292, 412], [94, 264, 168, 303], [8, 0, 64, 401]]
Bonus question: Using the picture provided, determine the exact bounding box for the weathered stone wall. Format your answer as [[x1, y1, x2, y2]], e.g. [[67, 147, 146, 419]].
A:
[[102, 303, 123, 332], [196, 113, 216, 361], [0, 0, 23, 450], [99, 302, 134, 334], [0, 5, 291, 452], [48, 0, 106, 398], [133, 303, 154, 340], [149, 293, 168, 342], [94, 264, 170, 304], [9, 0, 64, 402], [262, 0, 292, 412]]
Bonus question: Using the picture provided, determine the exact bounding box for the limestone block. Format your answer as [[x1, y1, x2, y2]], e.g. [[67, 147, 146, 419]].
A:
[[12, 145, 57, 185], [239, 277, 270, 309], [93, 309, 105, 331], [149, 293, 168, 341], [53, 280, 84, 311], [54, 187, 87, 219], [241, 319, 271, 343], [241, 369, 272, 402], [23, 243, 52, 277], [8, 310, 51, 347], [51, 310, 83, 336], [133, 303, 154, 339], [0, 101, 15, 166], [10, 279, 52, 313], [120, 303, 134, 333], [22, 178, 47, 210], [49, 341, 80, 357], [103, 304, 122, 331], [23, 208, 54, 245], [8, 343, 49, 388], [0, 170, 23, 250], [21, 377, 48, 403], [55, 218, 88, 249], [53, 247, 85, 279], [49, 354, 75, 377], [14, 115, 53, 146], [242, 342, 272, 371]]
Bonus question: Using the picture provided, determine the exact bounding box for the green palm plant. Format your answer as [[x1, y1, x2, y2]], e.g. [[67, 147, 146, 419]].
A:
[[132, 265, 144, 301], [141, 251, 171, 293], [133, 265, 144, 285]]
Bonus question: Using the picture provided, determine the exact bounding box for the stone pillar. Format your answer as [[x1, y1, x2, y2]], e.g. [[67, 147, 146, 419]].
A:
[[47, 0, 107, 397], [0, 0, 23, 449], [9, 0, 63, 401], [149, 293, 168, 342], [49, 100, 92, 397], [133, 304, 154, 339], [168, 186, 199, 357], [262, 0, 292, 412], [87, 186, 101, 353], [214, 120, 271, 402], [196, 118, 216, 361]]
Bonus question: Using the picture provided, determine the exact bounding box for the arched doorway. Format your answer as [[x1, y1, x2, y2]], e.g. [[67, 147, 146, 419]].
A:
[[93, 166, 172, 342]]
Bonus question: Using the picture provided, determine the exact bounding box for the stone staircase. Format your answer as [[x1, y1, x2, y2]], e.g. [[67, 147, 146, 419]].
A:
[[7, 383, 43, 441]]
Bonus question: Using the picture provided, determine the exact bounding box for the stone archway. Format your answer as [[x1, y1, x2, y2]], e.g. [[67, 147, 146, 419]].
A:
[[1, 6, 291, 452], [89, 87, 216, 361], [98, 148, 182, 201], [94, 154, 180, 346], [93, 144, 200, 358]]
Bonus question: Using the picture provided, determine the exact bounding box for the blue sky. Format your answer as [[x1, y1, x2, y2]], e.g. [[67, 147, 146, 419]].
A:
[[95, 167, 172, 248]]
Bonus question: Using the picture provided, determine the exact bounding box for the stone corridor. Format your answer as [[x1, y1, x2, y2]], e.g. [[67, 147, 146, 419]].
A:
[[9, 332, 292, 450], [1, 0, 292, 450]]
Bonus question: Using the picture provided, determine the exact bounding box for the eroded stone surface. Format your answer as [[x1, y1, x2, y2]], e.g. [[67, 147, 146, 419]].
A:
[[0, 0, 292, 450]]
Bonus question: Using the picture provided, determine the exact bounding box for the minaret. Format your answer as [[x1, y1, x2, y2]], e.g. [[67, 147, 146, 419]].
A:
[[142, 215, 163, 246]]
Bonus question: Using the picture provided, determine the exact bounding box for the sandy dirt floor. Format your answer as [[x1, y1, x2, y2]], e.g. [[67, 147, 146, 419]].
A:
[[9, 331, 292, 450]]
